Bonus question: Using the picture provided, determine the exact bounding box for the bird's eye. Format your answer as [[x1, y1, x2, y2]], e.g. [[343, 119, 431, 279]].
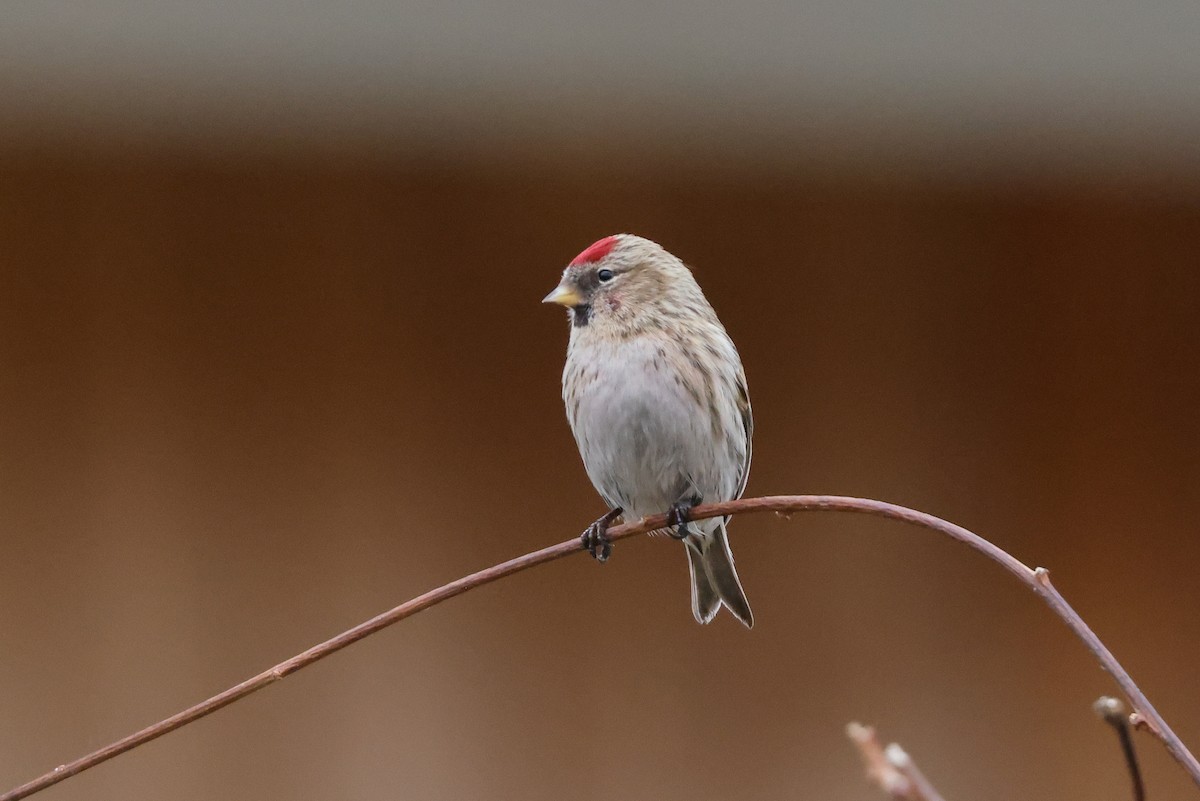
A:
[[597, 269, 615, 282]]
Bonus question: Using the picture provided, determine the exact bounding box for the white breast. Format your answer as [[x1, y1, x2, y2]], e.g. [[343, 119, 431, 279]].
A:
[[563, 333, 744, 519]]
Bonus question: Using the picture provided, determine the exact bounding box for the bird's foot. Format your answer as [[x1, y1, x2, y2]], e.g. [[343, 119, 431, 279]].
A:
[[580, 507, 623, 563], [666, 496, 702, 540]]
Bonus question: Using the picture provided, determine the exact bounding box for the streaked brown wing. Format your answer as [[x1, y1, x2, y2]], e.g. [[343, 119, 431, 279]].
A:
[[733, 370, 753, 501]]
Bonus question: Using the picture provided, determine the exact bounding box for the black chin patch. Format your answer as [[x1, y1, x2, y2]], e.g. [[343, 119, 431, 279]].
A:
[[571, 304, 592, 328]]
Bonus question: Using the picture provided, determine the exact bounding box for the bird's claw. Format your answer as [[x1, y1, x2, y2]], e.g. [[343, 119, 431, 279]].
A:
[[581, 508, 622, 563], [581, 524, 612, 562], [667, 498, 700, 540]]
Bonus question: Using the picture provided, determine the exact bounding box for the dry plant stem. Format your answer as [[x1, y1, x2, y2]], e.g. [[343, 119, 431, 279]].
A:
[[1096, 696, 1146, 801], [2, 495, 1198, 801], [889, 744, 948, 801], [847, 722, 948, 801]]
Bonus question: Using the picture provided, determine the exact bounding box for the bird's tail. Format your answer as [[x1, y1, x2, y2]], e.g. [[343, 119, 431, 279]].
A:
[[684, 521, 754, 628]]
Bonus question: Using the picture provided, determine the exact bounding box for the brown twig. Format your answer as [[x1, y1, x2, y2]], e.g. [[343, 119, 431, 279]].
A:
[[2, 495, 1197, 800], [847, 722, 947, 801], [1096, 696, 1146, 801]]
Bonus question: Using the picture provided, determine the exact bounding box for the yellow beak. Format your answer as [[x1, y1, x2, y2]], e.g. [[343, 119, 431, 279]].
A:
[[542, 282, 584, 307]]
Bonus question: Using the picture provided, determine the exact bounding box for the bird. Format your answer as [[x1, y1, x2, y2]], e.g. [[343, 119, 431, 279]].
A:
[[543, 234, 755, 628]]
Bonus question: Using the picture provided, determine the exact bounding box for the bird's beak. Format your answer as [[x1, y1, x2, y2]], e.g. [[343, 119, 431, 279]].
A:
[[542, 282, 584, 307]]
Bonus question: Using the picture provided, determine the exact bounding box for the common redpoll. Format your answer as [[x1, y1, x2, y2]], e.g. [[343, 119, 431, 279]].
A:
[[544, 234, 754, 628]]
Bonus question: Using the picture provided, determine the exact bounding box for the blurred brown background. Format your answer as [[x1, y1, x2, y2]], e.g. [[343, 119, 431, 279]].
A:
[[2, 4, 1199, 800]]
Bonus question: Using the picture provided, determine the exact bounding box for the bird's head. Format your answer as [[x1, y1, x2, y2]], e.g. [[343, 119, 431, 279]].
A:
[[543, 234, 701, 331]]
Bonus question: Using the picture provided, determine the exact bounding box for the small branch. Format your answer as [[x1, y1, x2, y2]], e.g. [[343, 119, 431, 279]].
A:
[[1095, 696, 1146, 801], [1, 495, 1197, 800], [847, 722, 947, 801]]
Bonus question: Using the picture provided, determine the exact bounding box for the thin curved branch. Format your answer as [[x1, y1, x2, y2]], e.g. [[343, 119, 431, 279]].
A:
[[1, 495, 1196, 800]]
